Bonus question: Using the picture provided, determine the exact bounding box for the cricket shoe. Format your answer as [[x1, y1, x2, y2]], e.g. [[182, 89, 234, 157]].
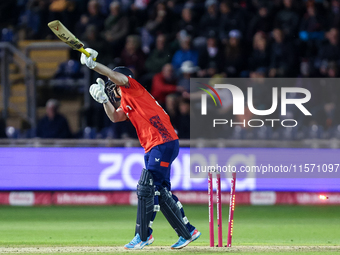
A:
[[124, 233, 154, 250], [171, 228, 201, 249]]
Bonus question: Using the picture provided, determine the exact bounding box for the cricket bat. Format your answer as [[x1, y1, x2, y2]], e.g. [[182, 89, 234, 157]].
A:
[[47, 20, 96, 61]]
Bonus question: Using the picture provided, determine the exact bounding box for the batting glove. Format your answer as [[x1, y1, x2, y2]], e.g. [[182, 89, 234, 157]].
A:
[[89, 78, 108, 104], [80, 48, 98, 69]]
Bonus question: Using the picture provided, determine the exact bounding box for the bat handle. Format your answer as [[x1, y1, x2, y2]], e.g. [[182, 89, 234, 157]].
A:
[[79, 47, 97, 61]]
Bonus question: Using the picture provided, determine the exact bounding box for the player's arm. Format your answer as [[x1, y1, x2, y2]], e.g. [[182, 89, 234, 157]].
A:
[[93, 63, 128, 86], [89, 78, 127, 122], [80, 48, 128, 86], [103, 102, 127, 123]]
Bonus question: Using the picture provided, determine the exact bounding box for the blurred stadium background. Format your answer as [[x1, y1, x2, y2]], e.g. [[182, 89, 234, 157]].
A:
[[2, 0, 340, 139], [1, 0, 340, 252]]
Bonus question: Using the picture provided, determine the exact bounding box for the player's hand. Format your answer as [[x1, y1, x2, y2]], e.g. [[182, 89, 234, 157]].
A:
[[89, 78, 108, 104], [80, 48, 98, 69]]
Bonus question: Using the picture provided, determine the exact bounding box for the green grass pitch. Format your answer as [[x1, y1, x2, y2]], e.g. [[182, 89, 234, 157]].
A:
[[0, 205, 340, 254]]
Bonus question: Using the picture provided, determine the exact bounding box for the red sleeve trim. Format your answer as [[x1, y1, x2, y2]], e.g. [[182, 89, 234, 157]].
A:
[[160, 161, 169, 167]]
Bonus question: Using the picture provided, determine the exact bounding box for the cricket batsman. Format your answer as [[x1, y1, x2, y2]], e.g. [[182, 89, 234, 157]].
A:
[[80, 48, 201, 249]]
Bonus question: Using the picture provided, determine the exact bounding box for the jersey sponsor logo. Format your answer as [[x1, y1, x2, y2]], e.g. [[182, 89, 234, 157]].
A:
[[149, 115, 173, 142], [155, 158, 160, 162]]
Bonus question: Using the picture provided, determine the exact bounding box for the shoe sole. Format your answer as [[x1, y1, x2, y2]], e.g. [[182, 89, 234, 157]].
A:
[[124, 237, 154, 250], [171, 239, 191, 250], [147, 237, 154, 246], [191, 231, 201, 242], [171, 231, 201, 250]]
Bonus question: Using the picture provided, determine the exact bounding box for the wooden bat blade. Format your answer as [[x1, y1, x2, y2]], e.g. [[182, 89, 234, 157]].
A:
[[48, 20, 84, 51], [48, 20, 95, 60]]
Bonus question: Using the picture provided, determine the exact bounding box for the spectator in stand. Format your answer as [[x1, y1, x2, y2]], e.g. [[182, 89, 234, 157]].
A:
[[142, 1, 175, 54], [176, 97, 190, 139], [300, 1, 325, 34], [219, 0, 246, 43], [248, 31, 270, 72], [327, 61, 339, 78], [274, 0, 300, 38], [177, 7, 198, 38], [327, 0, 340, 30], [128, 0, 149, 27], [48, 0, 76, 31], [172, 34, 199, 71], [54, 59, 83, 79], [145, 34, 172, 75], [103, 1, 129, 57], [82, 25, 106, 59], [178, 60, 199, 92], [298, 1, 326, 59], [269, 28, 296, 77], [318, 28, 340, 76], [204, 61, 220, 78], [140, 33, 172, 91], [145, 1, 174, 38], [199, 0, 219, 37], [198, 32, 223, 76], [223, 29, 245, 77], [75, 0, 105, 39], [18, 0, 48, 39], [247, 4, 272, 41], [120, 35, 146, 79], [151, 63, 182, 106], [36, 99, 72, 139], [299, 59, 314, 78]]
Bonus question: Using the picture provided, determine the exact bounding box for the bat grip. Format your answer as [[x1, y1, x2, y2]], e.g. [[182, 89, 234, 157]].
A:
[[79, 48, 97, 61]]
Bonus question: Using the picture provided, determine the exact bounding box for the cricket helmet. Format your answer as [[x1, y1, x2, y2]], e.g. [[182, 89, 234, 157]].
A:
[[113, 66, 134, 79], [104, 66, 133, 107]]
